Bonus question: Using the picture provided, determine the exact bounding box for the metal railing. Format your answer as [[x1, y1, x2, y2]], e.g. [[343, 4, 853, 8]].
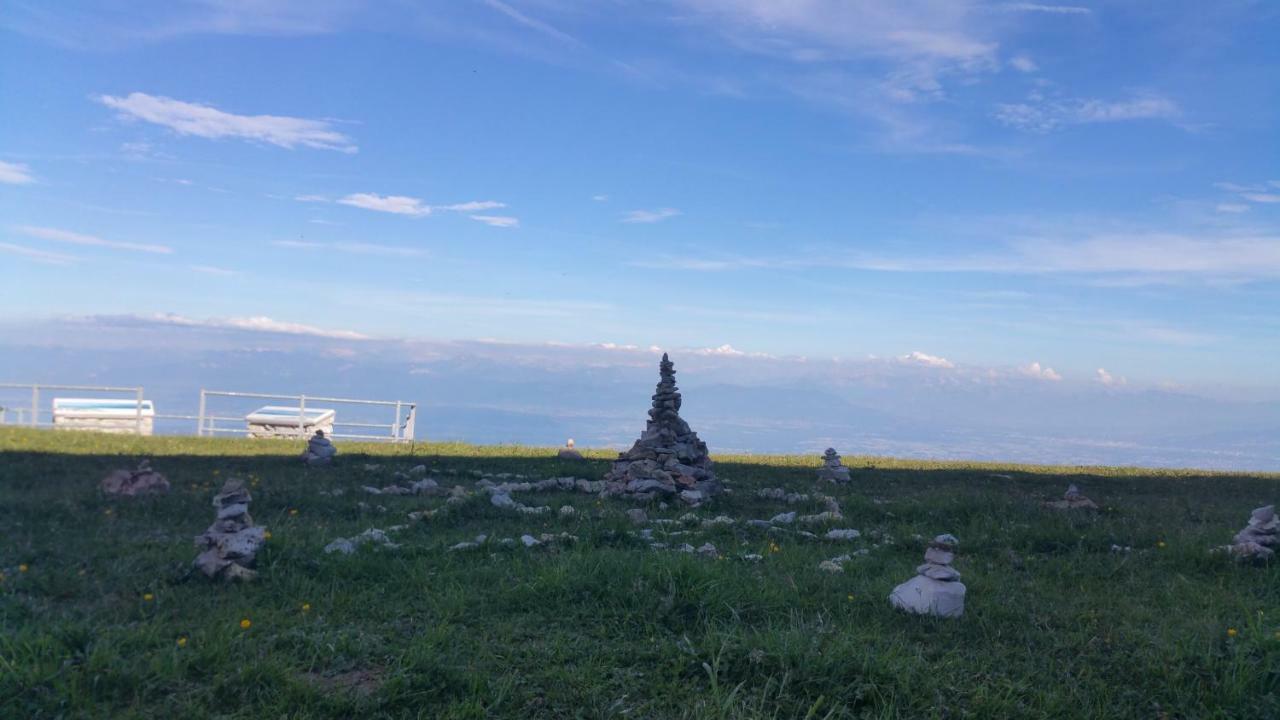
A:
[[197, 389, 416, 443], [0, 383, 147, 435]]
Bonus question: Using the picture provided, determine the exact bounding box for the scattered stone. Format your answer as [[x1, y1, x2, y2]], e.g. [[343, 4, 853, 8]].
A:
[[741, 553, 763, 562], [557, 438, 585, 461], [101, 460, 170, 496], [362, 464, 382, 472], [701, 515, 735, 528], [1044, 484, 1099, 510], [1110, 544, 1132, 554], [409, 465, 428, 476], [559, 505, 577, 518], [300, 430, 337, 467], [889, 533, 966, 618], [825, 529, 861, 541], [324, 527, 401, 554], [193, 479, 265, 581], [626, 508, 649, 526], [448, 534, 488, 552], [323, 538, 356, 555], [799, 511, 842, 525], [818, 559, 845, 573], [1225, 505, 1278, 560], [769, 512, 797, 525], [603, 354, 719, 500], [746, 519, 773, 529], [490, 493, 518, 510], [817, 448, 851, 484], [410, 479, 442, 495], [362, 486, 383, 495], [521, 534, 541, 547], [696, 543, 720, 559], [758, 488, 809, 503]]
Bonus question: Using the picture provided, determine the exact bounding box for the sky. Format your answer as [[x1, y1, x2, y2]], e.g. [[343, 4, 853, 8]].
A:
[[1, 1, 1279, 394]]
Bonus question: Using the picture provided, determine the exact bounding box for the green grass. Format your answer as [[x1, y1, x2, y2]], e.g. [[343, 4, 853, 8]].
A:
[[1, 426, 1278, 719]]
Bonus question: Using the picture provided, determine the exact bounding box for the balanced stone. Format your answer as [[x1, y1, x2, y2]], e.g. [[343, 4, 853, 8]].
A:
[[603, 354, 718, 500], [101, 459, 170, 496], [193, 479, 266, 581], [817, 448, 851, 484], [300, 430, 337, 467], [557, 439, 585, 461], [1044, 484, 1098, 510], [1227, 505, 1278, 560], [889, 533, 966, 618]]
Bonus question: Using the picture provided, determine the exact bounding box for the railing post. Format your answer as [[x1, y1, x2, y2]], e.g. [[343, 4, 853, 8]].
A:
[[394, 400, 402, 440], [298, 394, 307, 439], [31, 385, 39, 427], [197, 389, 206, 437], [135, 386, 144, 436]]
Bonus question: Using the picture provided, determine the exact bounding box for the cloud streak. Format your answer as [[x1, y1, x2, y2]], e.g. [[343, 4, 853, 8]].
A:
[[622, 208, 681, 223], [0, 242, 78, 265], [995, 95, 1179, 133], [15, 225, 173, 254], [0, 160, 35, 185], [98, 92, 357, 153], [272, 239, 427, 257]]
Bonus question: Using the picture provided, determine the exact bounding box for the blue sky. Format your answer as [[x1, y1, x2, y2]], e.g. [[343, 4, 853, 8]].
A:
[[1, 1, 1278, 391]]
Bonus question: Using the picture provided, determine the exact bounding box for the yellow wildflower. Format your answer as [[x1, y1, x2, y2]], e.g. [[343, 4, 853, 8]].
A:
[[18, 564, 29, 573], [143, 593, 154, 602], [1157, 541, 1166, 549], [240, 618, 251, 630], [263, 530, 272, 540], [301, 603, 311, 613], [176, 637, 188, 648], [289, 509, 299, 516], [1227, 628, 1238, 638]]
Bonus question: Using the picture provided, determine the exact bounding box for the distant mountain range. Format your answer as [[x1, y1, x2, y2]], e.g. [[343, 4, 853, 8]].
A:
[[1, 315, 1276, 471]]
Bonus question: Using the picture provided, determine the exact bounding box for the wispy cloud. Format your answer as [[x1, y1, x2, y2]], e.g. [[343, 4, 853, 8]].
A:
[[98, 92, 357, 153], [15, 225, 173, 254], [592, 194, 609, 202], [0, 242, 77, 265], [1216, 203, 1249, 214], [622, 208, 681, 224], [480, 0, 582, 47], [469, 215, 519, 228], [900, 350, 954, 368], [1096, 367, 1127, 386], [189, 264, 239, 276], [0, 160, 36, 185], [995, 95, 1179, 133], [1242, 193, 1280, 204], [271, 239, 426, 257], [147, 312, 369, 339], [1000, 3, 1092, 15], [1008, 55, 1038, 73], [436, 200, 505, 212], [337, 193, 431, 216]]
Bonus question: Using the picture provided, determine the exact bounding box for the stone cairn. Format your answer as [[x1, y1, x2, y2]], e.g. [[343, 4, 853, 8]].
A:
[[100, 460, 170, 496], [301, 430, 337, 467], [1226, 505, 1278, 560], [193, 479, 266, 581], [604, 353, 718, 503], [557, 438, 584, 461], [817, 448, 850, 483], [889, 533, 966, 618], [1044, 484, 1098, 510]]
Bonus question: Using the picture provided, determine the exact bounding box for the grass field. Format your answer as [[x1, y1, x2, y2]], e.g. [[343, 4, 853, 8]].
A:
[[1, 426, 1278, 719]]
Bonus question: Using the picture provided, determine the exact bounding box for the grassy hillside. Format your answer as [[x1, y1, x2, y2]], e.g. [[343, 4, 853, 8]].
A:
[[1, 427, 1278, 718]]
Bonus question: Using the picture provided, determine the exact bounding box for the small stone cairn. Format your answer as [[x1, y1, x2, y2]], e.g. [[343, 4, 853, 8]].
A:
[[193, 479, 266, 581], [101, 460, 170, 496], [557, 439, 584, 461], [301, 430, 337, 467], [889, 533, 966, 618], [817, 448, 850, 484], [604, 354, 718, 503], [1226, 505, 1278, 560], [1044, 484, 1098, 510]]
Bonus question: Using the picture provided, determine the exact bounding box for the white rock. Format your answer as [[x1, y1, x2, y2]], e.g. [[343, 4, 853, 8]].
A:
[[559, 506, 577, 518], [825, 529, 861, 541], [770, 512, 796, 525], [520, 534, 541, 547], [889, 576, 966, 617], [490, 493, 517, 509], [324, 538, 356, 555], [818, 560, 844, 573]]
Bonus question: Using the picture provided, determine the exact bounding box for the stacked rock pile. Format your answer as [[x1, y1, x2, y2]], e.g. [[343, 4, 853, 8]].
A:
[[1044, 484, 1099, 510], [557, 439, 585, 461], [301, 430, 337, 467], [604, 354, 719, 503], [817, 448, 851, 483], [100, 460, 170, 496], [193, 479, 266, 581], [1226, 505, 1278, 560], [889, 533, 966, 618]]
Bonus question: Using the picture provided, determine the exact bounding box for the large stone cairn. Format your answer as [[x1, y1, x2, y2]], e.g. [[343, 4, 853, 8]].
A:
[[604, 354, 718, 502], [1227, 505, 1278, 560], [817, 448, 850, 483], [889, 533, 966, 618], [193, 479, 267, 581], [100, 459, 170, 496], [1044, 484, 1099, 510]]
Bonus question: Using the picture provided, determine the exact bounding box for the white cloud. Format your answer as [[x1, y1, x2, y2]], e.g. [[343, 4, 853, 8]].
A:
[[437, 200, 505, 212], [0, 160, 35, 185], [1216, 203, 1249, 214], [337, 193, 431, 217], [0, 242, 77, 265], [592, 194, 609, 202], [294, 194, 328, 203], [148, 312, 368, 339], [480, 0, 582, 46], [1009, 55, 1038, 73], [1096, 368, 1127, 386], [1000, 3, 1092, 14], [1019, 361, 1062, 381], [901, 351, 954, 368], [694, 344, 746, 356], [1242, 193, 1280, 204], [189, 264, 239, 276], [622, 208, 681, 223], [995, 95, 1179, 133], [14, 225, 173, 254], [271, 239, 426, 257], [469, 215, 519, 228], [98, 92, 357, 153]]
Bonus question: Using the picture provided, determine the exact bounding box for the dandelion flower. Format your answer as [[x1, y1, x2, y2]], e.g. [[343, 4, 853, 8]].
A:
[[104, 508, 113, 516], [301, 603, 311, 613], [263, 530, 272, 540], [847, 594, 855, 601], [143, 593, 154, 602], [18, 564, 29, 573], [289, 509, 299, 516], [176, 636, 188, 648], [240, 618, 252, 630], [1227, 628, 1238, 637], [1157, 541, 1166, 548]]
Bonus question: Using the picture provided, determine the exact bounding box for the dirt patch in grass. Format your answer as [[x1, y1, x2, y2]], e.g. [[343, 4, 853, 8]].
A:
[[304, 668, 385, 697]]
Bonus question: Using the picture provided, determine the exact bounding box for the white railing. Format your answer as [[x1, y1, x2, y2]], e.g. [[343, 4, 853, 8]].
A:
[[196, 389, 416, 443], [0, 383, 148, 435]]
